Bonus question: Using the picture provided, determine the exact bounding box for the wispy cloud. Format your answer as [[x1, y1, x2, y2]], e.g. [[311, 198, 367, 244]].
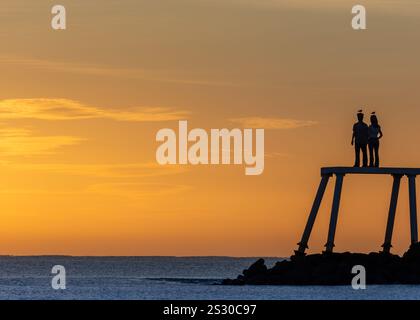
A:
[[211, 0, 420, 19], [4, 162, 187, 178], [0, 127, 83, 156], [0, 56, 239, 87], [0, 162, 190, 199], [85, 182, 191, 199], [0, 98, 189, 122], [265, 152, 291, 159], [0, 182, 191, 199], [200, 0, 388, 11], [230, 117, 317, 129]]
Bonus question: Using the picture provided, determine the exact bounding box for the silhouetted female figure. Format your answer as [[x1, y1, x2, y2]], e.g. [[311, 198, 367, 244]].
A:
[[368, 112, 383, 167]]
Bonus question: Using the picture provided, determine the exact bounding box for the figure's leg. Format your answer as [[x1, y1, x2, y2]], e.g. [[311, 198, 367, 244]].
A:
[[375, 141, 379, 167], [354, 143, 360, 167], [362, 144, 368, 167], [368, 142, 374, 167]]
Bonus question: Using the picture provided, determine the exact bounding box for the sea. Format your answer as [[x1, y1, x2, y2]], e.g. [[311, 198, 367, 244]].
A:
[[0, 256, 419, 300]]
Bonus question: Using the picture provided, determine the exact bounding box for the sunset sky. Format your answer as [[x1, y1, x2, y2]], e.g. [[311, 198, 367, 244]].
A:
[[1, 0, 420, 256]]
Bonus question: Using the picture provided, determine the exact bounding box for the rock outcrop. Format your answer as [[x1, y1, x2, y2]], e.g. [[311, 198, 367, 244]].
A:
[[223, 243, 420, 285]]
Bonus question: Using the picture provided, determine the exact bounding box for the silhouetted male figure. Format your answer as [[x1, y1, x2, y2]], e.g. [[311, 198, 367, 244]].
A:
[[351, 110, 368, 167]]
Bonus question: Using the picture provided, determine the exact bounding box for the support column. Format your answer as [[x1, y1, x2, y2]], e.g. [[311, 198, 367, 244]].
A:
[[324, 173, 345, 253], [408, 175, 418, 244], [381, 174, 402, 253], [295, 174, 331, 255]]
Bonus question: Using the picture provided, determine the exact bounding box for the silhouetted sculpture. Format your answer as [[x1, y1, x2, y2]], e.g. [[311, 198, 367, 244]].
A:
[[368, 112, 383, 167], [351, 110, 368, 167], [295, 167, 419, 255], [225, 166, 420, 286]]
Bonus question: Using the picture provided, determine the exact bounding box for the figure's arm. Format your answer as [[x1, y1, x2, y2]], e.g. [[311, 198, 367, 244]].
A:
[[351, 132, 355, 145], [378, 128, 383, 139]]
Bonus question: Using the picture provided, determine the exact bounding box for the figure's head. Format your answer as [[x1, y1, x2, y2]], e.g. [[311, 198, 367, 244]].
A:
[[370, 112, 378, 126], [357, 109, 364, 121]]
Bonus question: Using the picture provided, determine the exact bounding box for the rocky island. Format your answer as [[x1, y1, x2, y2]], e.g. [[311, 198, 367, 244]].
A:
[[223, 243, 420, 285]]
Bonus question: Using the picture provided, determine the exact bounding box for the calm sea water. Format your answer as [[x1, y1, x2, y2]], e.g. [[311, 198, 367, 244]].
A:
[[0, 256, 419, 300]]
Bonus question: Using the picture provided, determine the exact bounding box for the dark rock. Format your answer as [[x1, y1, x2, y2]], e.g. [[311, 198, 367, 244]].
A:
[[243, 258, 267, 277], [223, 243, 420, 285], [403, 242, 420, 263]]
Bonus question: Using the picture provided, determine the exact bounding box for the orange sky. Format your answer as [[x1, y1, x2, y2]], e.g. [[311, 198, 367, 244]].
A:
[[0, 0, 420, 256]]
